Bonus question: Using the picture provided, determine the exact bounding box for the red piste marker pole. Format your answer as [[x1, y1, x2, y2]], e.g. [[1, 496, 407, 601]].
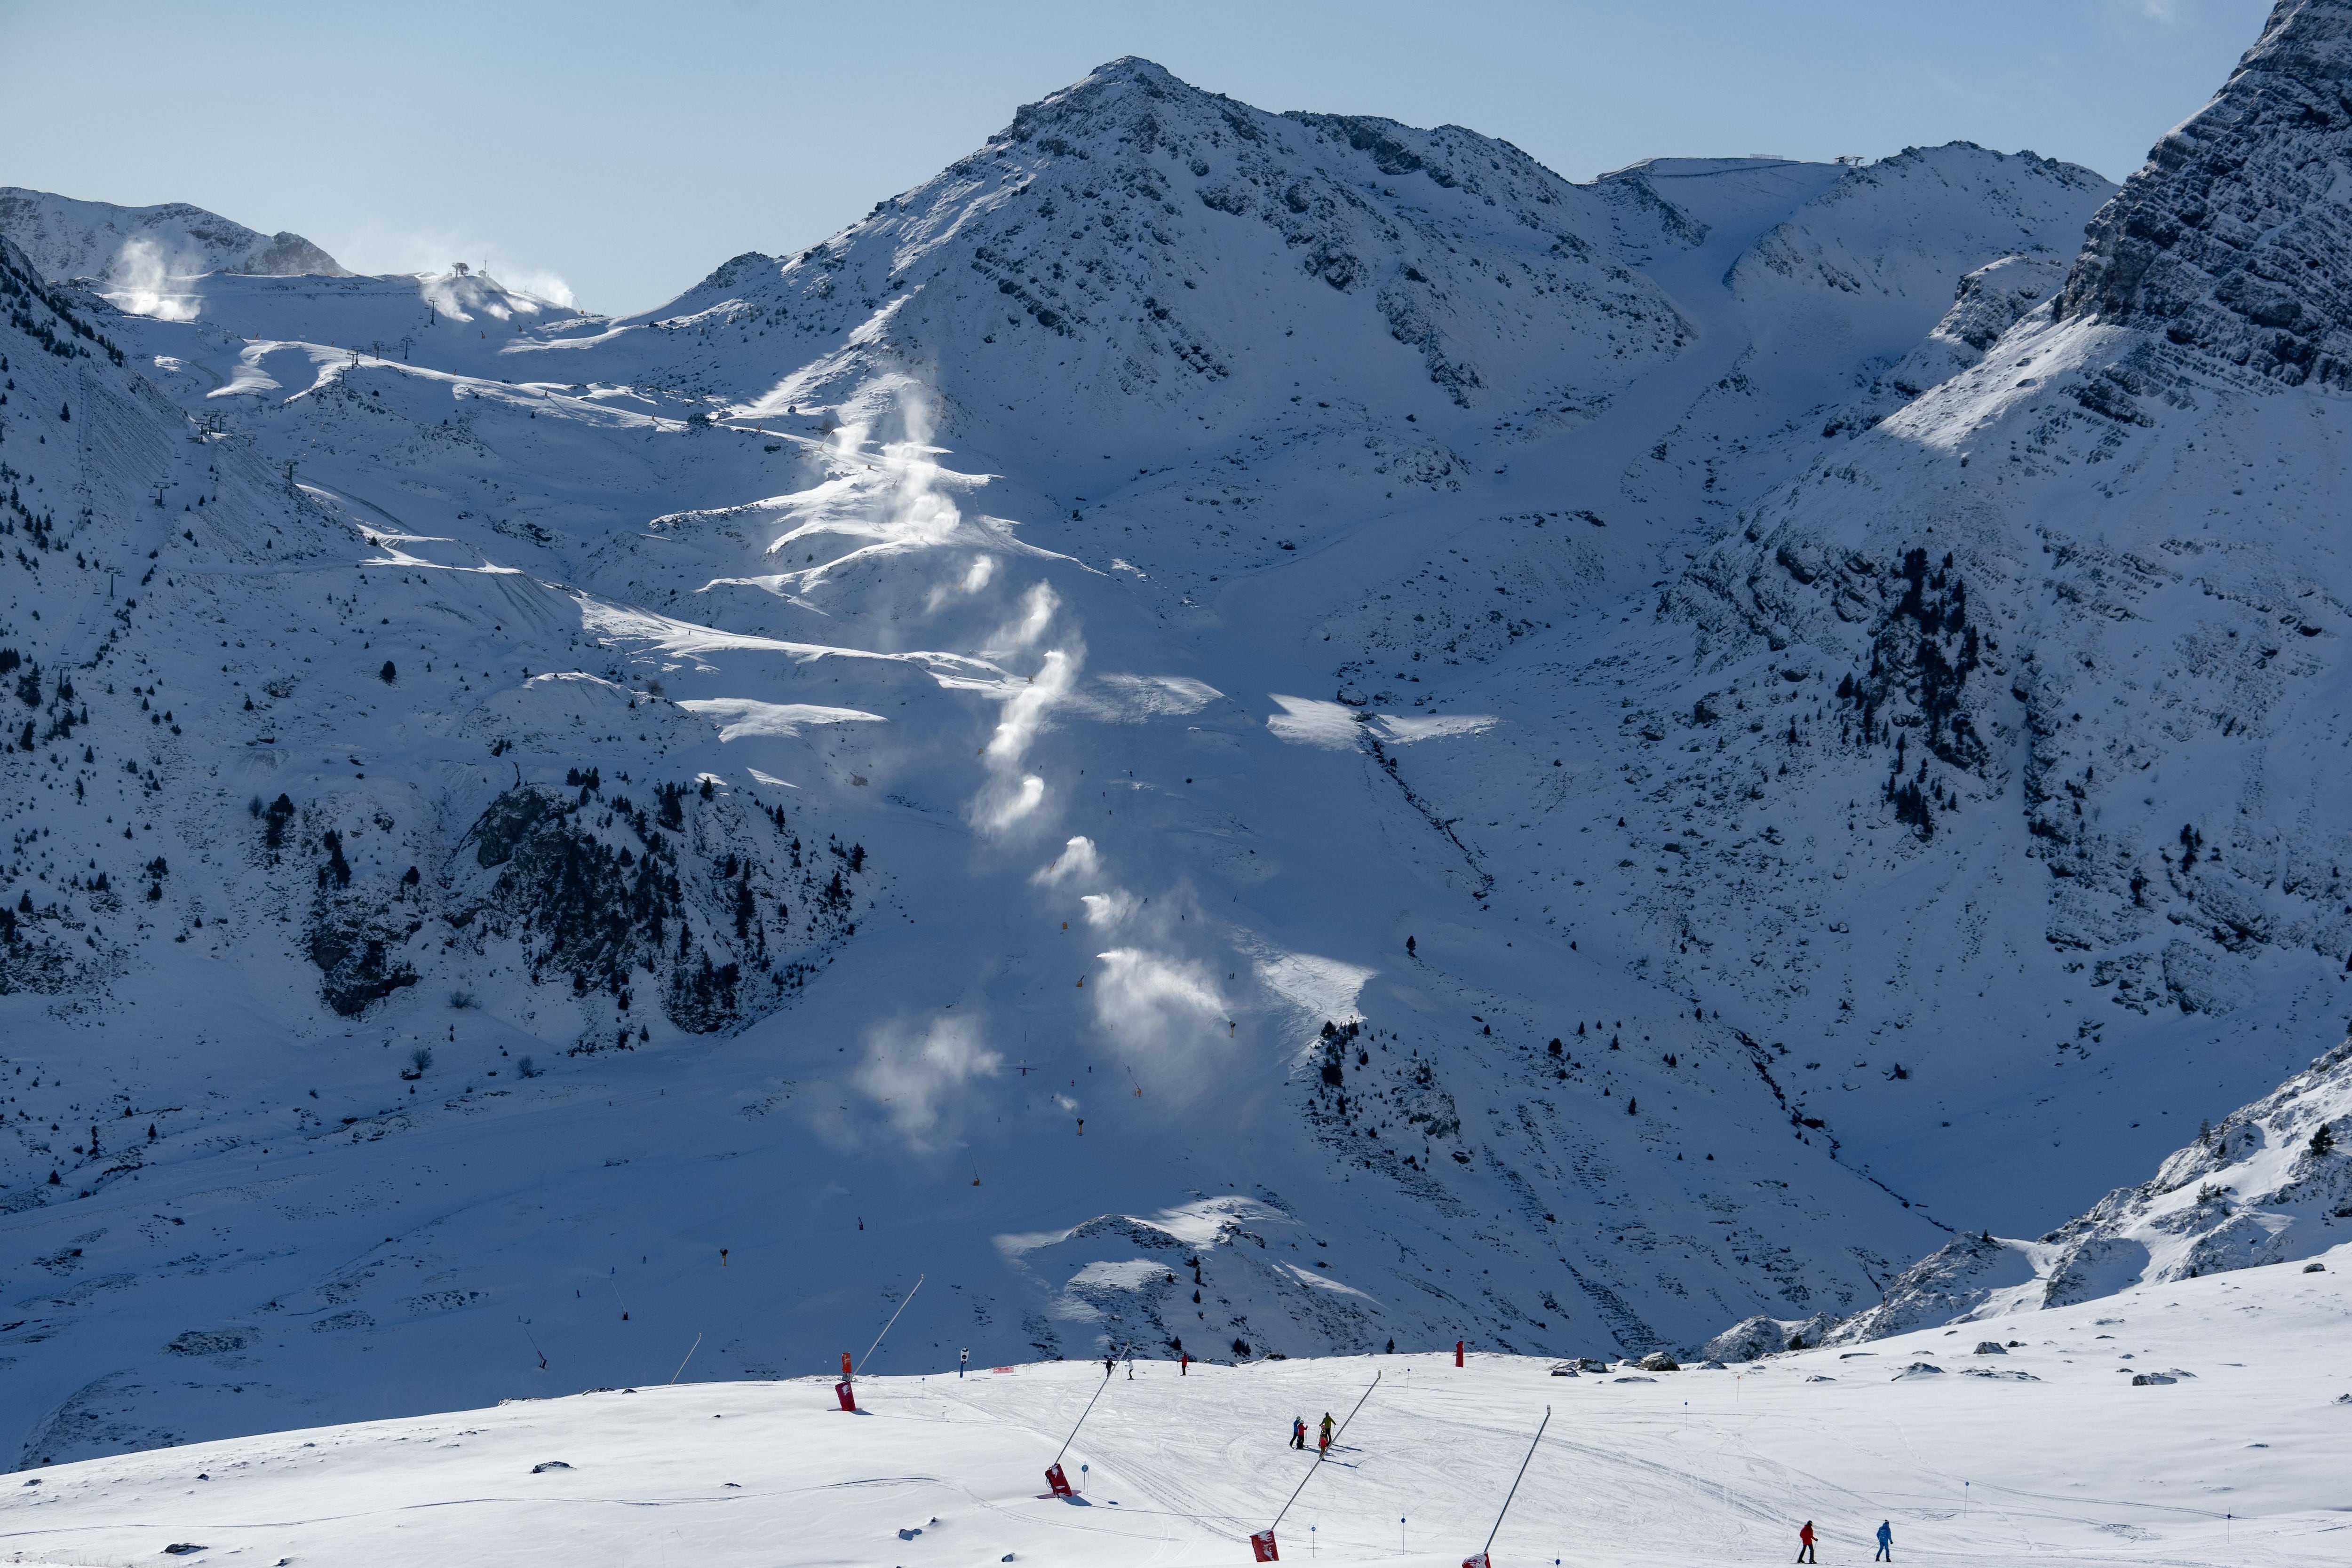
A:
[[1456, 1339, 1465, 1368], [836, 1351, 857, 1412]]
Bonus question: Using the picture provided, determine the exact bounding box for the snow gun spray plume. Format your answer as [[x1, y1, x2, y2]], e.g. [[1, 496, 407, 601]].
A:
[[103, 237, 202, 322]]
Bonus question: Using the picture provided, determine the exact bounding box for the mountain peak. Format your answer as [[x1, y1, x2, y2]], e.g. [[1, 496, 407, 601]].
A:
[[0, 186, 347, 285], [1000, 55, 1229, 145], [2057, 0, 2352, 384]]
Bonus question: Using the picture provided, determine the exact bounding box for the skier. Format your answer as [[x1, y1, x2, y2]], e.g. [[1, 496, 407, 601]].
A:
[[1291, 1416, 1306, 1450], [1875, 1520, 1892, 1561], [1797, 1520, 1816, 1563], [959, 1349, 969, 1380], [1181, 1352, 1190, 1376], [1104, 1353, 1116, 1378], [1318, 1411, 1335, 1456]]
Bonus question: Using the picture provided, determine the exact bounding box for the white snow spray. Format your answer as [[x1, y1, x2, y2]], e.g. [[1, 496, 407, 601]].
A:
[[102, 237, 202, 322], [855, 1014, 1002, 1147]]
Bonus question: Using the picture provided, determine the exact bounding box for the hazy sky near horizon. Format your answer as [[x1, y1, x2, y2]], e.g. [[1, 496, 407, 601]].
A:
[[3, 0, 2273, 314]]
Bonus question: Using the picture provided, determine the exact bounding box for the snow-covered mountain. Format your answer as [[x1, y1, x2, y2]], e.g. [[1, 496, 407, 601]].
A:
[[1705, 1032, 2352, 1355], [1868, 1035, 2346, 1349], [2, 3, 2343, 1473], [1389, 0, 2352, 1224], [0, 188, 346, 325]]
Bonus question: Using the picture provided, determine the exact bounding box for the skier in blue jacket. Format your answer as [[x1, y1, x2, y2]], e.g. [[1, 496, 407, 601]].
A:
[[1875, 1520, 1893, 1560]]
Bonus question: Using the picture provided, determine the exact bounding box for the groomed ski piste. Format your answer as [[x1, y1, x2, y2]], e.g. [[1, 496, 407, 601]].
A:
[[6, 1243, 2347, 1568]]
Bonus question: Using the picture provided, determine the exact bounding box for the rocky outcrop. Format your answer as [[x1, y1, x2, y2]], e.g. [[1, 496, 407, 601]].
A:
[[1699, 1311, 1837, 1362], [2056, 0, 2352, 385]]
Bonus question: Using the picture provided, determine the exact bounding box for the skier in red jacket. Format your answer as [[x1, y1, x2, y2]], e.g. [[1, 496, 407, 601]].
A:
[[1797, 1521, 1817, 1563]]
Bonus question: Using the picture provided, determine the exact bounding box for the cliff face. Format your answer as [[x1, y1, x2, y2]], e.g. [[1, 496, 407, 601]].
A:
[[2058, 0, 2352, 386]]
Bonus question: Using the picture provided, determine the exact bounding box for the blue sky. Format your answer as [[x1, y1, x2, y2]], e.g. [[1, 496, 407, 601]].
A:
[[2, 0, 2273, 313]]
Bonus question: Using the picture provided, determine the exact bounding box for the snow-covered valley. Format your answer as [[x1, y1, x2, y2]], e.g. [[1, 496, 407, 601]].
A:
[[1, 0, 2350, 1490]]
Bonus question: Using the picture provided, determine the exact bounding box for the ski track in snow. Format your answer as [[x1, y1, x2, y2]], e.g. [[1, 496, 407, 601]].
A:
[[6, 1247, 2349, 1565]]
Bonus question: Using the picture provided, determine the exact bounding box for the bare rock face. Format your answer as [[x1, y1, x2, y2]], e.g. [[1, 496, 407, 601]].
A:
[[2057, 0, 2352, 385]]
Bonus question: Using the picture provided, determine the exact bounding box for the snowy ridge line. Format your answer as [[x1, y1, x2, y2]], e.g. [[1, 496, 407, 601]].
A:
[[1708, 1033, 2352, 1356], [0, 186, 348, 290]]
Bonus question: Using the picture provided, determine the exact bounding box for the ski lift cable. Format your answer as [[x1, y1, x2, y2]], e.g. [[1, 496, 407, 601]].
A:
[[1267, 1370, 1381, 1535], [855, 1274, 923, 1381], [1051, 1341, 1128, 1467], [1479, 1405, 1551, 1559]]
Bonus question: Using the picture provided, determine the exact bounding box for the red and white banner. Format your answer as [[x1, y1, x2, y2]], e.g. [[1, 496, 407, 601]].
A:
[[1045, 1463, 1073, 1498], [834, 1381, 857, 1412], [1461, 1553, 1491, 1568], [1250, 1528, 1279, 1561]]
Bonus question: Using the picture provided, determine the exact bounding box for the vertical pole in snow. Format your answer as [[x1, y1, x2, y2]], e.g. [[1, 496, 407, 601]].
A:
[[1456, 1339, 1465, 1368], [1474, 1406, 1551, 1565]]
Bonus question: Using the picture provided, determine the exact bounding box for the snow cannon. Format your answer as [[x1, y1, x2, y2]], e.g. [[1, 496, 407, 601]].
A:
[[1250, 1527, 1279, 1560], [1045, 1463, 1073, 1498]]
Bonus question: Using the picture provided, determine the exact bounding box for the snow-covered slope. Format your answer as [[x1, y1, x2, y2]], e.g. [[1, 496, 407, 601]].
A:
[[10, 1245, 2352, 1565], [0, 212, 1960, 1464], [17, 9, 2344, 1477], [1736, 1034, 2352, 1350], [0, 189, 345, 325], [1387, 0, 2352, 1227]]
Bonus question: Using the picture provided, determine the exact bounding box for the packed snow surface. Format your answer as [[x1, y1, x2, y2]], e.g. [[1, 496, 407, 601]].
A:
[[7, 1245, 2350, 1567]]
